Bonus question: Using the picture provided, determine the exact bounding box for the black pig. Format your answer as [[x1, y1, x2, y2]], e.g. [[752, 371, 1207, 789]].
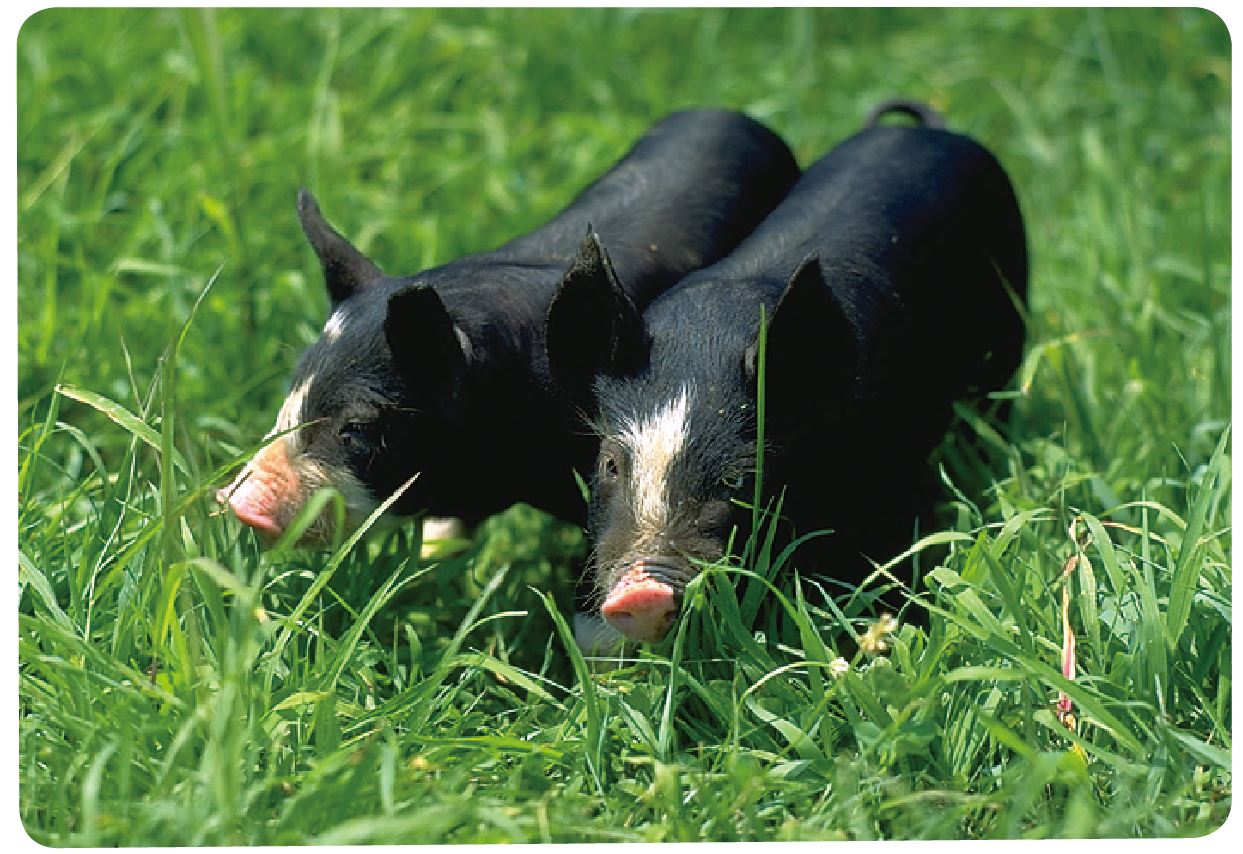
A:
[[546, 103, 1028, 644], [218, 111, 800, 544]]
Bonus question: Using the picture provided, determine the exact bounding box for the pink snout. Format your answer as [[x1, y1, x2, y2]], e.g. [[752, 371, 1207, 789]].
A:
[[217, 478, 284, 539], [601, 564, 682, 643], [217, 440, 300, 541]]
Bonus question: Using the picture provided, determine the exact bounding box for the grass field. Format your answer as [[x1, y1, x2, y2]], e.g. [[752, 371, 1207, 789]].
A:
[[15, 7, 1231, 844]]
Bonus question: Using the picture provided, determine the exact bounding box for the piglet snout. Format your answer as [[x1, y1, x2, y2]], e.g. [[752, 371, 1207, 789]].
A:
[[218, 479, 285, 539], [601, 563, 682, 643], [217, 441, 300, 540]]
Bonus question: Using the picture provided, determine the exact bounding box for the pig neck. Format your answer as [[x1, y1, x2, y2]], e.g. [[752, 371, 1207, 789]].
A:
[[417, 259, 591, 525]]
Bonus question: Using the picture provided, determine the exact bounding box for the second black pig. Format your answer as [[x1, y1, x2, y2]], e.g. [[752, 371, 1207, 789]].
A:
[[546, 103, 1028, 644], [218, 110, 800, 544]]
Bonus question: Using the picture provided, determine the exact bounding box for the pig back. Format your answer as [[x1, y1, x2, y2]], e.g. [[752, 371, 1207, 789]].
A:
[[819, 125, 1028, 447], [494, 110, 801, 310], [829, 124, 1026, 376], [709, 123, 1027, 453]]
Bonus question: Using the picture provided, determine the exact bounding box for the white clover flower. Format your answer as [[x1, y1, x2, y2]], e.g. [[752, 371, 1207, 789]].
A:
[[860, 613, 899, 655]]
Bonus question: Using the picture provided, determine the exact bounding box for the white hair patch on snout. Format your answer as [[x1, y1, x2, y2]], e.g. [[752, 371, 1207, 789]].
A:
[[620, 386, 691, 533]]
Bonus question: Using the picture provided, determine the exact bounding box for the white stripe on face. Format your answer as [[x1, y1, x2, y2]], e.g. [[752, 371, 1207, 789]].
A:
[[620, 386, 691, 532], [272, 374, 314, 453]]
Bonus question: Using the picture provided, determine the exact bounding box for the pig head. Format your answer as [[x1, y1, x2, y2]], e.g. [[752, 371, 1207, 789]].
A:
[[546, 250, 852, 643], [218, 190, 485, 543]]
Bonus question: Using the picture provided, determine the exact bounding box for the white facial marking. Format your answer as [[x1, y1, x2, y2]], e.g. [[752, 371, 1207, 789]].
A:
[[620, 386, 691, 532], [320, 462, 382, 526], [279, 452, 386, 544], [322, 309, 348, 342], [272, 374, 315, 452]]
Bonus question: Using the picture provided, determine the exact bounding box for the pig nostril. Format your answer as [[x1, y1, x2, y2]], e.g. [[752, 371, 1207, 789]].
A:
[[601, 573, 680, 643]]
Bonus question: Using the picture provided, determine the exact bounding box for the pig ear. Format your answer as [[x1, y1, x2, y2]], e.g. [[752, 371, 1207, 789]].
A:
[[546, 230, 648, 408], [746, 254, 857, 406], [385, 285, 468, 407], [298, 187, 385, 306]]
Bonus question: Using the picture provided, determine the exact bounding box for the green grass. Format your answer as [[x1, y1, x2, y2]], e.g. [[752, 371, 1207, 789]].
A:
[[16, 7, 1230, 844]]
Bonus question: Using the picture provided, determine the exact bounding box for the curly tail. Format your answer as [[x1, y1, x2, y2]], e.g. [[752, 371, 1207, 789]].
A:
[[863, 98, 947, 130]]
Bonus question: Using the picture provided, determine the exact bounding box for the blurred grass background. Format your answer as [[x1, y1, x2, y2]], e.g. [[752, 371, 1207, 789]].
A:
[[15, 7, 1230, 844]]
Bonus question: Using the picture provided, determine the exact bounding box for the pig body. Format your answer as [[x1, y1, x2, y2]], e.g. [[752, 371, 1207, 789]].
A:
[[219, 110, 800, 543], [547, 105, 1028, 644]]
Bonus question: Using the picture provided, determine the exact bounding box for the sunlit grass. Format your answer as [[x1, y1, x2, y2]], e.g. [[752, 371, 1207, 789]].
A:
[[17, 6, 1230, 844]]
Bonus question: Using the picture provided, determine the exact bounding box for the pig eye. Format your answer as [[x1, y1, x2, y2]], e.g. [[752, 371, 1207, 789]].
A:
[[721, 472, 745, 491], [599, 450, 620, 482], [339, 421, 377, 458]]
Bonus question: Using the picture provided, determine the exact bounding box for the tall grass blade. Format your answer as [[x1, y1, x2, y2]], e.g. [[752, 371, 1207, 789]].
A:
[[263, 474, 418, 693], [1166, 425, 1229, 648], [54, 384, 190, 476], [539, 590, 608, 795]]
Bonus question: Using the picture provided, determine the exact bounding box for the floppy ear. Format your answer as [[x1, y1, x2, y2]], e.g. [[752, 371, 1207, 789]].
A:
[[545, 229, 648, 409], [298, 187, 385, 306], [745, 254, 857, 414], [385, 284, 468, 408]]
